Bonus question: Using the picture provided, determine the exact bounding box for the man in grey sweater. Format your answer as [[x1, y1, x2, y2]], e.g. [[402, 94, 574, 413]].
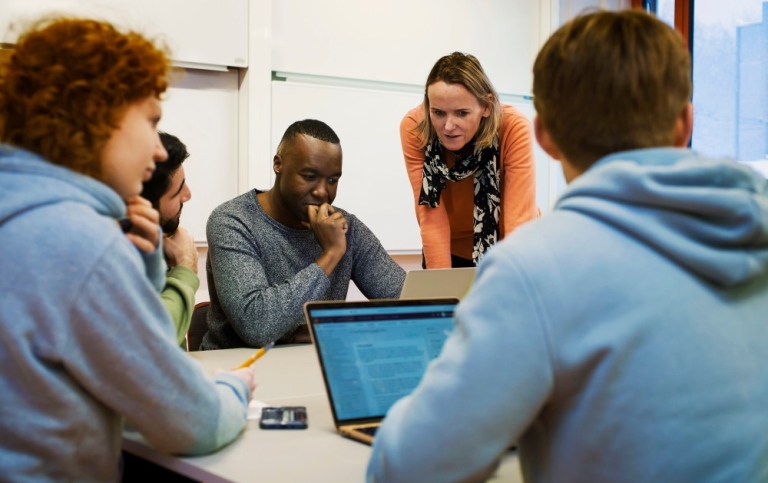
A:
[[202, 119, 406, 349]]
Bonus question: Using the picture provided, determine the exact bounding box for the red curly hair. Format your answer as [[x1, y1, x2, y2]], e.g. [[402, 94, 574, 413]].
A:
[[0, 17, 170, 178]]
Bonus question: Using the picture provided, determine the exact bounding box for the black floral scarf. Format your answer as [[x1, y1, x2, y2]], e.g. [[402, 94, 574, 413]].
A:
[[418, 136, 501, 264]]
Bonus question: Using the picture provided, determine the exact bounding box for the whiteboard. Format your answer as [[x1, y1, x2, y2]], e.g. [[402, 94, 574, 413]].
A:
[[161, 69, 240, 242], [272, 0, 540, 96], [0, 0, 247, 68], [270, 80, 558, 253]]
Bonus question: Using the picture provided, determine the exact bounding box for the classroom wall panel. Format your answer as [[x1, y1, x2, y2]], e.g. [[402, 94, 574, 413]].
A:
[[161, 69, 240, 242], [0, 0, 247, 69], [271, 0, 540, 96]]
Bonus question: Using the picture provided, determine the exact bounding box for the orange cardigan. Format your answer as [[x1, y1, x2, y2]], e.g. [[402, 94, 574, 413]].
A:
[[401, 104, 539, 268]]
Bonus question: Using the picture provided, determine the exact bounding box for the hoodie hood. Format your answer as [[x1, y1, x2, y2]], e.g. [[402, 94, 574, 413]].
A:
[[557, 148, 768, 287], [0, 145, 125, 227]]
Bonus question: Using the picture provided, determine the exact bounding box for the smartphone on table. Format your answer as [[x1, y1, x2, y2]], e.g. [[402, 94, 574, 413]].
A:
[[259, 406, 308, 429]]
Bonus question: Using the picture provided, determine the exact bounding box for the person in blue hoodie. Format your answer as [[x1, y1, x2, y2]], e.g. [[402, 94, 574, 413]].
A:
[[368, 9, 768, 483], [0, 17, 257, 481]]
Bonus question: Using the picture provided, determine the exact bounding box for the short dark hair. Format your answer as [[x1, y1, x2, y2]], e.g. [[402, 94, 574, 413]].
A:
[[141, 132, 189, 209], [280, 119, 340, 145]]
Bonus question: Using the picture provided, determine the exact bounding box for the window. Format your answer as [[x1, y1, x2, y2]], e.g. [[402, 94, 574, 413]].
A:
[[560, 1, 768, 176], [559, 0, 632, 23], [655, 0, 677, 26], [641, 0, 768, 174], [692, 1, 766, 164]]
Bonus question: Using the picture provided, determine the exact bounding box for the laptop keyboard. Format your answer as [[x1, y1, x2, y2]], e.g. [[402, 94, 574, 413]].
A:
[[357, 426, 378, 437]]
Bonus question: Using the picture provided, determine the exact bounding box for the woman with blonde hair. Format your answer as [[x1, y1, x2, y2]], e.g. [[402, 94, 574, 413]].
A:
[[402, 52, 539, 268]]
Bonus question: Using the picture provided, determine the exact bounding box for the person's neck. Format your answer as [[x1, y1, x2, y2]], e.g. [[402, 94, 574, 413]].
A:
[[560, 158, 585, 184], [257, 189, 305, 229], [450, 141, 475, 159]]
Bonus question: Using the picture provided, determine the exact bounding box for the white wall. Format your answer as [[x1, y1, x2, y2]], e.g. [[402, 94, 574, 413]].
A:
[[270, 0, 540, 94], [0, 0, 248, 69], [558, 0, 632, 21], [162, 70, 240, 241]]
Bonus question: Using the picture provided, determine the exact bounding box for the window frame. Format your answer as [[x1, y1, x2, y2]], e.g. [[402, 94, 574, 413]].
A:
[[631, 0, 692, 48]]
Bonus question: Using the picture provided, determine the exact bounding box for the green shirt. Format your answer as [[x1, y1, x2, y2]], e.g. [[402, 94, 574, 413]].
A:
[[161, 265, 200, 349]]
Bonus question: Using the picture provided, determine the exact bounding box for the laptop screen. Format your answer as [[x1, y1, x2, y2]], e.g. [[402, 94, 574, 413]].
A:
[[306, 299, 458, 423]]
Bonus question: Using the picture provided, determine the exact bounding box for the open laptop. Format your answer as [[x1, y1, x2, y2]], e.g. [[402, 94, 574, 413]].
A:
[[399, 267, 477, 300], [304, 298, 459, 445]]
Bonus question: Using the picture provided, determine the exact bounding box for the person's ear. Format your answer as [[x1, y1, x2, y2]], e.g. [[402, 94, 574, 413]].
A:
[[534, 116, 561, 161], [482, 95, 493, 118], [673, 102, 694, 148], [273, 154, 282, 175]]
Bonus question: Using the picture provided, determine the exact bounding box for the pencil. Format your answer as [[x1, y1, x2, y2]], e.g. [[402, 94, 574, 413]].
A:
[[235, 342, 275, 369]]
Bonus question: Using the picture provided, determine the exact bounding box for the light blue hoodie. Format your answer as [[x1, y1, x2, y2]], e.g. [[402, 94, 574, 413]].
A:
[[368, 148, 768, 483], [0, 146, 250, 482]]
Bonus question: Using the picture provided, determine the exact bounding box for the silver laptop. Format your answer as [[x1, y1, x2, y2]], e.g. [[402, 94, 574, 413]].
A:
[[304, 298, 459, 445], [399, 267, 477, 300]]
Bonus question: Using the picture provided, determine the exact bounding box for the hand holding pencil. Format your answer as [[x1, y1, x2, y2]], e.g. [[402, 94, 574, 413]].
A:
[[235, 342, 275, 369], [212, 342, 273, 396]]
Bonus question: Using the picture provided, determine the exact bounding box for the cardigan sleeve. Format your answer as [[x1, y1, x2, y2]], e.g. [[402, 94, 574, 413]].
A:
[[400, 106, 453, 268], [499, 105, 541, 236]]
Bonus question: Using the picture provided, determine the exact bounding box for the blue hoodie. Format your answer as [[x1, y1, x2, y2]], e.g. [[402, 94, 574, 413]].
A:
[[368, 148, 768, 483], [0, 146, 250, 482]]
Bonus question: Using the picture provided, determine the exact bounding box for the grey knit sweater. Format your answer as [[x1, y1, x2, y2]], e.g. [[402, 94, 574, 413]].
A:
[[202, 189, 406, 349]]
